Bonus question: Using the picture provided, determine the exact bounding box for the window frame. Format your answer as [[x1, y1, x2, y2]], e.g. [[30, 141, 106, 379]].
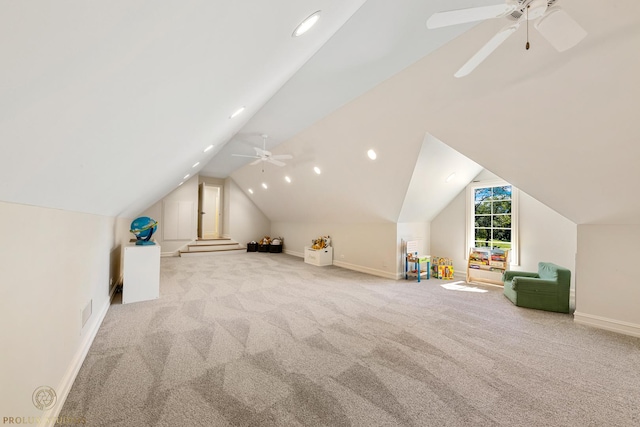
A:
[[465, 179, 519, 266]]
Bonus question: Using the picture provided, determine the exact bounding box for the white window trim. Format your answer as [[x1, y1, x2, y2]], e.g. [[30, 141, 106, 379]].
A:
[[465, 179, 519, 266]]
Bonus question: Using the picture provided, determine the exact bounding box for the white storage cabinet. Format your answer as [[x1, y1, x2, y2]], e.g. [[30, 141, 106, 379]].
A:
[[304, 247, 333, 266], [123, 245, 161, 304]]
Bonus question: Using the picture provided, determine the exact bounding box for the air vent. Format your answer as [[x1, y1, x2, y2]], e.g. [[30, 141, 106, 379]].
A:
[[81, 299, 92, 328]]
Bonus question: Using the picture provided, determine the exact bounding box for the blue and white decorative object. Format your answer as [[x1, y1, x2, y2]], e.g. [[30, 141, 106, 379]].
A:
[[130, 216, 158, 246]]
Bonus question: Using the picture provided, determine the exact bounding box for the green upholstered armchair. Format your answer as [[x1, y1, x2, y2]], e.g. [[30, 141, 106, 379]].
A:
[[502, 262, 571, 313]]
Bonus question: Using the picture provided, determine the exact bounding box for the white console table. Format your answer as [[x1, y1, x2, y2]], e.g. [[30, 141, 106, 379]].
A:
[[123, 245, 160, 304], [304, 247, 333, 266]]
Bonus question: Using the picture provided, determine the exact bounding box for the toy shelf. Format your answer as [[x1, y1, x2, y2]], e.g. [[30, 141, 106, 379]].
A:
[[466, 247, 510, 286]]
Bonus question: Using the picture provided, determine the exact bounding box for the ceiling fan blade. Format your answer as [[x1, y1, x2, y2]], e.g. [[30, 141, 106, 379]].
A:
[[427, 3, 517, 29], [232, 154, 260, 159], [454, 21, 520, 78], [535, 8, 586, 52], [250, 158, 264, 166], [267, 159, 286, 167], [270, 154, 293, 160]]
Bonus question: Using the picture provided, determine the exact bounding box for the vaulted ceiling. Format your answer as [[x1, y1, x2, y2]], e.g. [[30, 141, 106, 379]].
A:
[[225, 0, 640, 226], [2, 0, 639, 225]]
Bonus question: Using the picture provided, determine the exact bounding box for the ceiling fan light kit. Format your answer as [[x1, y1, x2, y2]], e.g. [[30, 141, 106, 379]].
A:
[[427, 0, 587, 77]]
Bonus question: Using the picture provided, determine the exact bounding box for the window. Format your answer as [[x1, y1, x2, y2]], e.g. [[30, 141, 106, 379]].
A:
[[467, 180, 519, 265]]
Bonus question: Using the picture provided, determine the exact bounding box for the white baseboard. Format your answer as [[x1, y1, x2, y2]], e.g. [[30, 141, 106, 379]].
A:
[[574, 311, 640, 338], [285, 249, 396, 280], [284, 249, 304, 258], [332, 260, 396, 280], [39, 294, 112, 427]]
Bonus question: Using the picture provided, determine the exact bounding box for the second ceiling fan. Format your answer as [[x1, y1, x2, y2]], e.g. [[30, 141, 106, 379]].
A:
[[427, 0, 587, 77], [231, 134, 293, 172]]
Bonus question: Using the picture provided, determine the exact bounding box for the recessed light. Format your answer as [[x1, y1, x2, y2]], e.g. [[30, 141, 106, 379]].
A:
[[248, 188, 254, 194], [229, 106, 245, 119], [292, 11, 321, 37], [204, 144, 214, 153], [178, 181, 184, 186], [367, 149, 377, 160], [314, 166, 321, 175], [183, 174, 190, 180], [446, 172, 456, 183], [262, 183, 268, 189], [192, 162, 200, 168], [285, 176, 292, 183]]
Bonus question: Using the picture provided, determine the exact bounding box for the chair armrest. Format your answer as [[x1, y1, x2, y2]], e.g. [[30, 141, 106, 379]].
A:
[[512, 277, 561, 291], [502, 270, 539, 281]]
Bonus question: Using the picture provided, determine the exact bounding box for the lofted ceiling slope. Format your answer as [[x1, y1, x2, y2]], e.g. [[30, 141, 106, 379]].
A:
[[4, 1, 637, 227], [201, 0, 498, 179], [424, 0, 640, 224], [229, 0, 640, 226], [0, 0, 366, 217]]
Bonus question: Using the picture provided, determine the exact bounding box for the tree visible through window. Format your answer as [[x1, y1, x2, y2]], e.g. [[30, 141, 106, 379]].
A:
[[474, 185, 512, 250]]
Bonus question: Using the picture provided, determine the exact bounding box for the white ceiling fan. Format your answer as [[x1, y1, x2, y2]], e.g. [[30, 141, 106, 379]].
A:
[[427, 0, 587, 78], [231, 134, 293, 171]]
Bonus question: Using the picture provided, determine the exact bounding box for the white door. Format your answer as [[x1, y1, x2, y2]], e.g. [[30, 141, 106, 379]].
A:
[[202, 185, 220, 239]]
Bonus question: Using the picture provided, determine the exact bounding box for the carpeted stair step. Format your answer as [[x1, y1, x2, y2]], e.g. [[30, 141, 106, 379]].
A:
[[193, 237, 232, 245], [179, 239, 245, 257]]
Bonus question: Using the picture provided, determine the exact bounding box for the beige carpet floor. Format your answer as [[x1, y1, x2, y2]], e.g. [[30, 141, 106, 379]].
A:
[[59, 252, 640, 426]]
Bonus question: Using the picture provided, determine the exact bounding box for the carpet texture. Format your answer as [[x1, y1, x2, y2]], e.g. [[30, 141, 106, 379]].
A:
[[60, 253, 640, 426]]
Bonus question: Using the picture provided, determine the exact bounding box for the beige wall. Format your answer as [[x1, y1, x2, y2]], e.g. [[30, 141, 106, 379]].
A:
[[0, 201, 130, 419], [430, 190, 468, 276], [226, 178, 271, 246], [575, 225, 640, 337], [271, 221, 398, 279]]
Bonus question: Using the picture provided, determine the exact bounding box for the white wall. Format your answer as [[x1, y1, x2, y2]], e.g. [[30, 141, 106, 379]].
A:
[[430, 190, 468, 276], [223, 179, 231, 238], [226, 178, 271, 246], [0, 201, 130, 420], [517, 191, 577, 279], [140, 176, 199, 255], [271, 221, 398, 279], [574, 225, 640, 337], [431, 179, 577, 288]]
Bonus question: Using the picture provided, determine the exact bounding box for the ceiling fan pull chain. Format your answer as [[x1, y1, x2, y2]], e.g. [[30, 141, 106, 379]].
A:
[[525, 5, 530, 50]]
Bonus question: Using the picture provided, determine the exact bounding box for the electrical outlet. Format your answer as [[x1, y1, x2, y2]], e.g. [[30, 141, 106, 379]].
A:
[[340, 254, 345, 259]]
